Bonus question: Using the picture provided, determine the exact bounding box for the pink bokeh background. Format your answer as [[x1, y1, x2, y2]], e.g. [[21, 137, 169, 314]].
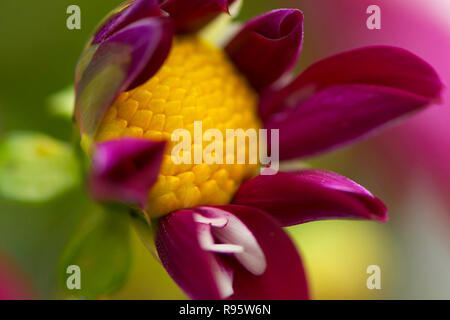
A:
[[285, 0, 449, 210]]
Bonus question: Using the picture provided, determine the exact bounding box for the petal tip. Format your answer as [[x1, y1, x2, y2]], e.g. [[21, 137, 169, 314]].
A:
[[371, 198, 389, 223], [225, 8, 304, 91], [89, 138, 166, 209], [234, 170, 391, 227]]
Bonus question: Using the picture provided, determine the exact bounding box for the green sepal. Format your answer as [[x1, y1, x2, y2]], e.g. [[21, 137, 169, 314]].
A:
[[58, 205, 132, 299]]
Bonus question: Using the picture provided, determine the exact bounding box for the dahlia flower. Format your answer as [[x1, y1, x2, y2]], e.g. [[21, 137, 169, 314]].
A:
[[73, 0, 442, 299]]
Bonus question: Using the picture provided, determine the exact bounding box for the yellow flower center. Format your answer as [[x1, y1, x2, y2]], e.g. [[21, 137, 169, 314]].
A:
[[95, 36, 261, 217]]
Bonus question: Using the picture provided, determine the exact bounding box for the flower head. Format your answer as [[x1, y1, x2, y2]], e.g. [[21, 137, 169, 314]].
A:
[[74, 0, 442, 299]]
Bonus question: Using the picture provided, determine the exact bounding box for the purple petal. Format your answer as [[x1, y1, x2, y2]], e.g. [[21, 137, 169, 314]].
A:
[[89, 138, 166, 209], [92, 0, 164, 45], [225, 9, 303, 91], [265, 84, 431, 160], [216, 205, 309, 300], [160, 0, 234, 34], [261, 47, 444, 160], [233, 170, 387, 227], [155, 206, 309, 300], [75, 17, 173, 136], [155, 209, 227, 300], [260, 46, 443, 118]]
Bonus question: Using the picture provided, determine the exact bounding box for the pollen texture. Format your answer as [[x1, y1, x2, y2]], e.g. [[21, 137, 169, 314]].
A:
[[96, 37, 260, 217]]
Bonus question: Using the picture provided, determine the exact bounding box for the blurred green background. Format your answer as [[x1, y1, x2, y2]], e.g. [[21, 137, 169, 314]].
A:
[[1, 0, 449, 299]]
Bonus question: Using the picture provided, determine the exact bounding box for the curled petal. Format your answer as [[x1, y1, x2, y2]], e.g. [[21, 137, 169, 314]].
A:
[[156, 206, 309, 300], [92, 0, 164, 44], [160, 0, 234, 33], [75, 18, 173, 136], [196, 207, 267, 276], [260, 46, 443, 118], [156, 209, 230, 300], [225, 9, 303, 91], [216, 205, 309, 300], [265, 84, 431, 159], [89, 138, 166, 209], [233, 169, 387, 226]]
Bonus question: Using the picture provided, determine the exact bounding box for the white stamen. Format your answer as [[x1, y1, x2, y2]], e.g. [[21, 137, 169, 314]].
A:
[[211, 260, 234, 299], [197, 223, 244, 253], [195, 208, 267, 276], [213, 214, 267, 276], [196, 221, 235, 299], [194, 213, 228, 228]]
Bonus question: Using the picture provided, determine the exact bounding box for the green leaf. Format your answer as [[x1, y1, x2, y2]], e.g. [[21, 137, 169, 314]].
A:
[[0, 132, 80, 203], [47, 86, 75, 120], [59, 206, 132, 299]]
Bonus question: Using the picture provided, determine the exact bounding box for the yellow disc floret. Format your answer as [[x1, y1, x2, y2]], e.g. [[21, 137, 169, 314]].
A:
[[95, 36, 261, 217]]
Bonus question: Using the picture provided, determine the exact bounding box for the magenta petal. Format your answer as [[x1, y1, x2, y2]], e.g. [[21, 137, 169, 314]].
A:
[[265, 84, 432, 160], [92, 0, 164, 44], [225, 9, 303, 91], [217, 205, 309, 300], [156, 209, 225, 300], [260, 46, 443, 118], [89, 138, 165, 209], [160, 0, 233, 34], [233, 170, 387, 227], [75, 17, 173, 136], [155, 206, 309, 300]]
